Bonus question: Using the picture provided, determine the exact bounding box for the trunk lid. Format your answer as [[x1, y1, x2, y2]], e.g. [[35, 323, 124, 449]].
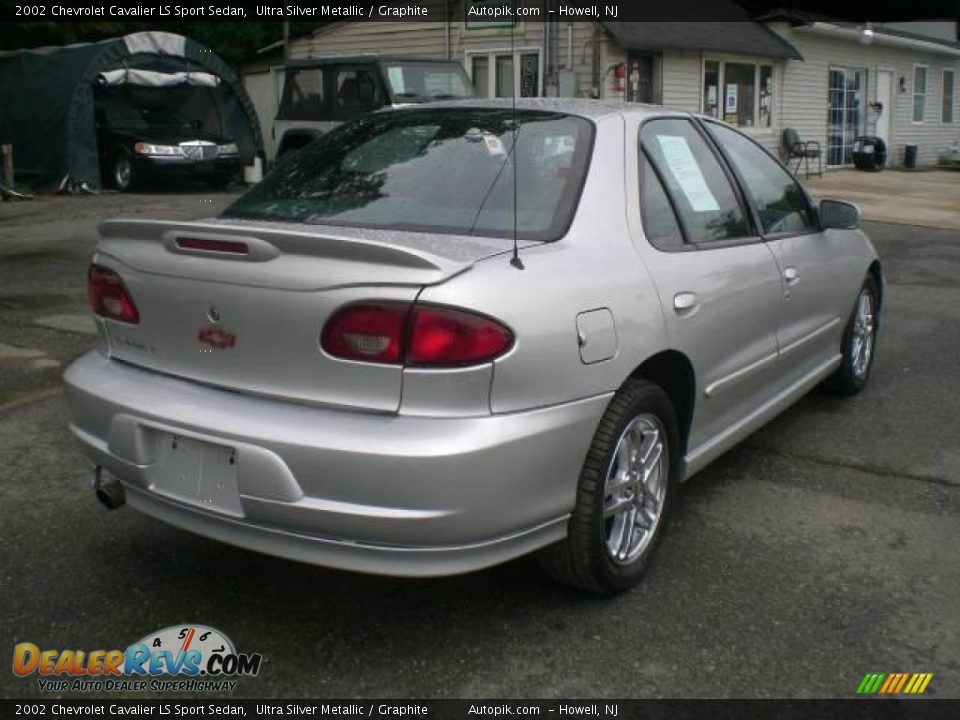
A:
[[94, 218, 520, 412]]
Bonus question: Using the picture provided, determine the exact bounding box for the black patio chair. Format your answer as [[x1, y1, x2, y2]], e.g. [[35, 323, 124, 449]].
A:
[[782, 128, 823, 178]]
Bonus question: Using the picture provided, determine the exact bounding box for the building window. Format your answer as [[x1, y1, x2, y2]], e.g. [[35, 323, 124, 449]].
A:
[[943, 69, 956, 123], [467, 50, 541, 98], [702, 60, 774, 129], [913, 65, 927, 122], [471, 56, 489, 97]]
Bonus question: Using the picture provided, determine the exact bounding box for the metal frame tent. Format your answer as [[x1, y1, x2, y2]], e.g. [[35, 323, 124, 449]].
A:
[[0, 31, 264, 191]]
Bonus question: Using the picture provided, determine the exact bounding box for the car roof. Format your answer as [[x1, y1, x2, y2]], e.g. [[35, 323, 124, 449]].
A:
[[401, 97, 692, 122]]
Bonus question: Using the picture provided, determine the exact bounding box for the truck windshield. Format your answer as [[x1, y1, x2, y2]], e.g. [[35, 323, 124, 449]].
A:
[[382, 62, 473, 101], [223, 108, 593, 242]]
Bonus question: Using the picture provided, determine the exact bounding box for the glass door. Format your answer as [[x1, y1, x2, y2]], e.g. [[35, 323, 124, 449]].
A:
[[827, 68, 866, 166]]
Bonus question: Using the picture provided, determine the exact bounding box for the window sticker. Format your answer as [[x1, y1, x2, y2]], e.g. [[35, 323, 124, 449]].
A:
[[725, 84, 738, 112], [483, 133, 506, 155], [656, 135, 720, 213]]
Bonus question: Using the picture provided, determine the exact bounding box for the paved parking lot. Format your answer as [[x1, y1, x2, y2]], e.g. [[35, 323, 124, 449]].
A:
[[804, 168, 960, 231], [1, 192, 958, 699]]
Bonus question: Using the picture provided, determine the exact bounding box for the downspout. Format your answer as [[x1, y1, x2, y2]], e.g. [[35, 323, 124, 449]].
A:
[[444, 0, 451, 60], [591, 26, 601, 98], [542, 2, 552, 95]]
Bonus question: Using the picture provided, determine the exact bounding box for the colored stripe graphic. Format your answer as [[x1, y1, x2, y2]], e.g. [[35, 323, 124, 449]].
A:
[[857, 673, 932, 694], [893, 673, 910, 693], [879, 674, 897, 693], [857, 673, 885, 694]]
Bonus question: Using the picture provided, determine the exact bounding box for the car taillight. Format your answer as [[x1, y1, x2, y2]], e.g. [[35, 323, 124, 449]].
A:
[[408, 306, 513, 366], [321, 303, 409, 364], [321, 303, 513, 367], [87, 264, 139, 324]]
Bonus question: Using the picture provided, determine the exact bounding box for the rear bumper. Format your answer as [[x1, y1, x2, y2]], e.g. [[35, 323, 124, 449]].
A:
[[64, 352, 609, 576]]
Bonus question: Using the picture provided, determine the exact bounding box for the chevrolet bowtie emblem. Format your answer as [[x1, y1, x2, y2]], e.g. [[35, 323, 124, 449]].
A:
[[197, 325, 237, 349]]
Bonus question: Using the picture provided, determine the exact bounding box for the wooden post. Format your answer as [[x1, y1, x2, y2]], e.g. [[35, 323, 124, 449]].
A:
[[1, 145, 12, 188]]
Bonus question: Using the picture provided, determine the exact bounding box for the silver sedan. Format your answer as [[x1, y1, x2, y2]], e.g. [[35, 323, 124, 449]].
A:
[[65, 99, 881, 593]]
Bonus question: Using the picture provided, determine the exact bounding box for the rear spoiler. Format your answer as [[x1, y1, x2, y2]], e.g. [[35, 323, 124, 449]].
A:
[[96, 219, 512, 290]]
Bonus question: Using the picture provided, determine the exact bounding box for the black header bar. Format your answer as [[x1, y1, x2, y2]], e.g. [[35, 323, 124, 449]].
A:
[[4, 0, 957, 23], [2, 699, 958, 719]]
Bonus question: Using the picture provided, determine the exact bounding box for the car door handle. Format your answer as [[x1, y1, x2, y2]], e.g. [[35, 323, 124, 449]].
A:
[[673, 292, 699, 315], [784, 267, 800, 284]]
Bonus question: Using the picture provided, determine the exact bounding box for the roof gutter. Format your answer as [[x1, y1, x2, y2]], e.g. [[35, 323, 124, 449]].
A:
[[796, 22, 960, 58]]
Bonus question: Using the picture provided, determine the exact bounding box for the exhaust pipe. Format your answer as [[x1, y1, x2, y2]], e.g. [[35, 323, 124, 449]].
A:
[[91, 466, 125, 510]]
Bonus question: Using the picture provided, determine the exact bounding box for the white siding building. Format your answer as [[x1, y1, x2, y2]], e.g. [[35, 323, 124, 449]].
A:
[[243, 8, 960, 168]]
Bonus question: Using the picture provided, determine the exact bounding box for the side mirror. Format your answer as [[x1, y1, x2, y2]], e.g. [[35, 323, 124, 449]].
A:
[[819, 199, 862, 230]]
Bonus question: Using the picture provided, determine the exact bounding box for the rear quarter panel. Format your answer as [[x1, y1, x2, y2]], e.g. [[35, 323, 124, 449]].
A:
[[417, 114, 670, 414]]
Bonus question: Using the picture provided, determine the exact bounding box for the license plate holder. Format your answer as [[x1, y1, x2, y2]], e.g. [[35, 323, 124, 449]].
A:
[[150, 433, 243, 517]]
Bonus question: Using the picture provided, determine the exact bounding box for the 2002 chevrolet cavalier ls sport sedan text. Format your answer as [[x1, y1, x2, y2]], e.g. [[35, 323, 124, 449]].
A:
[[64, 99, 882, 594]]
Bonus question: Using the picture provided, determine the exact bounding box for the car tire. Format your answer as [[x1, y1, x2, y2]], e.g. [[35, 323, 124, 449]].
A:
[[824, 276, 879, 396], [537, 379, 679, 594], [113, 152, 136, 192]]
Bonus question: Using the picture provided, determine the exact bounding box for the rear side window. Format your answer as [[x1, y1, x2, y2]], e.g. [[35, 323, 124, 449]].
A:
[[640, 157, 684, 250], [641, 118, 750, 244], [279, 67, 326, 120], [708, 122, 816, 235], [224, 109, 594, 242]]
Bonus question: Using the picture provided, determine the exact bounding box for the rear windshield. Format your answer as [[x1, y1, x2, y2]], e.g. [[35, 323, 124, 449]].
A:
[[224, 109, 593, 241]]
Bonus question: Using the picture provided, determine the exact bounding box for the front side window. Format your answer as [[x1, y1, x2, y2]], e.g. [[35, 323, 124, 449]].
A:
[[641, 118, 750, 244], [943, 70, 956, 123], [708, 123, 815, 235], [914, 66, 927, 122], [335, 69, 382, 112], [702, 60, 774, 129], [224, 109, 593, 242]]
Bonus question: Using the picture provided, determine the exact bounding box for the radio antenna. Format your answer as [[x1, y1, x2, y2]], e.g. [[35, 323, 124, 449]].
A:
[[509, 2, 524, 270]]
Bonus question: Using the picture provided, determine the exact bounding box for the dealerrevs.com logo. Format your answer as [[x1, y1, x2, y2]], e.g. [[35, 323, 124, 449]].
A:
[[13, 624, 262, 693]]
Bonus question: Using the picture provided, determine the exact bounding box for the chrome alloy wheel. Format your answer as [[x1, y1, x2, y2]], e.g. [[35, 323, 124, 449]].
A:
[[851, 288, 876, 379], [603, 414, 668, 565]]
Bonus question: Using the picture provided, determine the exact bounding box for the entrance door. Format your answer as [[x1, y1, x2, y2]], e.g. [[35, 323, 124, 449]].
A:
[[827, 67, 866, 166], [626, 53, 654, 103], [875, 69, 893, 148]]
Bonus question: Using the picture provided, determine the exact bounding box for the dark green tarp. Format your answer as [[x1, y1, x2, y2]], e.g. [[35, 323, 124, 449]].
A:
[[0, 31, 263, 191]]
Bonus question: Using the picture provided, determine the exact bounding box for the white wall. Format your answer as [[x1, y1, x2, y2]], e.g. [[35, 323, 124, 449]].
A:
[[292, 22, 447, 60]]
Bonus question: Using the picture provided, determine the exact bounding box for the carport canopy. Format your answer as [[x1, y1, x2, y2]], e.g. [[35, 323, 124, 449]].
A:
[[0, 31, 264, 191]]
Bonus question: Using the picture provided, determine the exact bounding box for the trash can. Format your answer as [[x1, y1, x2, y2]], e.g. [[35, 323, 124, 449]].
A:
[[852, 136, 887, 171], [904, 143, 919, 169]]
